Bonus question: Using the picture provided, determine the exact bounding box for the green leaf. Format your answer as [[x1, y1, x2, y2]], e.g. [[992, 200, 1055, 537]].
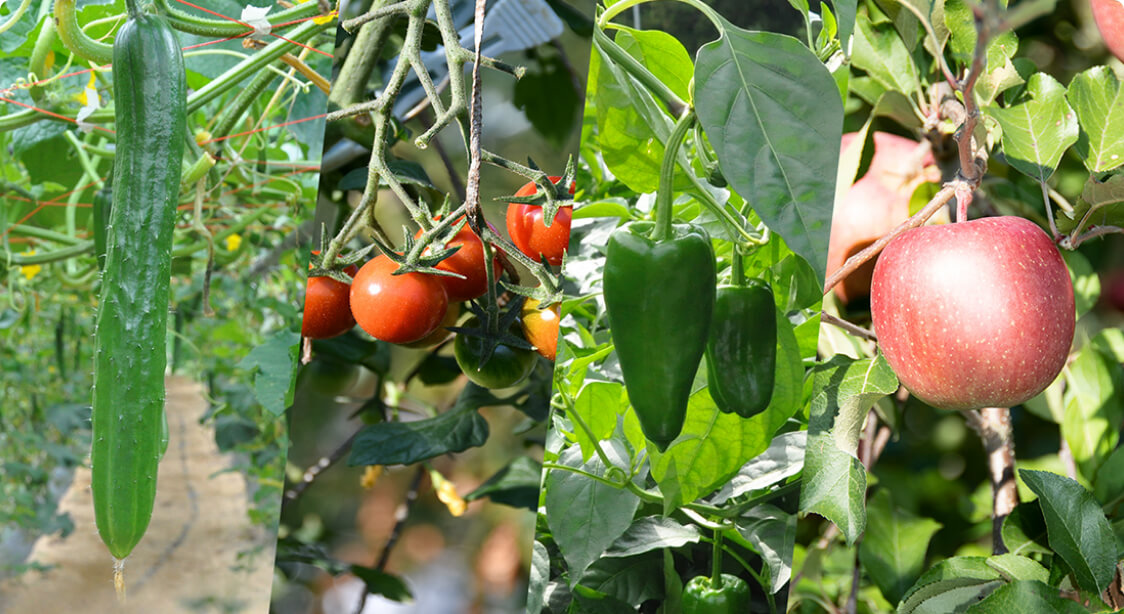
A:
[[710, 431, 805, 504], [616, 27, 694, 103], [237, 330, 300, 416], [986, 72, 1079, 184], [348, 565, 413, 603], [985, 554, 1049, 583], [965, 580, 1088, 613], [573, 381, 629, 462], [651, 305, 802, 509], [1062, 250, 1101, 319], [1061, 342, 1124, 481], [528, 541, 550, 614], [800, 354, 898, 545], [1058, 172, 1124, 234], [852, 17, 921, 99], [603, 516, 702, 558], [545, 445, 641, 579], [1094, 445, 1124, 507], [1019, 469, 1116, 593], [860, 489, 943, 605], [513, 51, 582, 148], [694, 21, 843, 283], [735, 504, 797, 594], [579, 554, 665, 605], [896, 557, 1003, 614], [348, 406, 489, 466], [1065, 66, 1124, 172], [1001, 500, 1051, 557], [464, 455, 542, 510], [832, 0, 858, 49]]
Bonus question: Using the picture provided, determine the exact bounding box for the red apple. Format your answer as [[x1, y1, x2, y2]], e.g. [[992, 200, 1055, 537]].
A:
[[827, 132, 940, 303], [870, 217, 1075, 411], [1092, 0, 1124, 63]]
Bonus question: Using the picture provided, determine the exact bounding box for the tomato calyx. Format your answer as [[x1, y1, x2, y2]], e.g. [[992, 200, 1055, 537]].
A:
[[448, 298, 535, 369], [502, 169, 577, 230], [307, 242, 373, 284]]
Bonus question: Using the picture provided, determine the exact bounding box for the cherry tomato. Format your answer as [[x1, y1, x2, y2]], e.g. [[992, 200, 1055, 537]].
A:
[[301, 255, 358, 339], [350, 255, 449, 344], [521, 298, 560, 361], [453, 319, 537, 389], [415, 221, 500, 302], [505, 176, 575, 266]]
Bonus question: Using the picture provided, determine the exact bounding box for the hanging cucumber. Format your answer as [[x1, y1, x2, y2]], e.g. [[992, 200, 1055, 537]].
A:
[[90, 0, 185, 577]]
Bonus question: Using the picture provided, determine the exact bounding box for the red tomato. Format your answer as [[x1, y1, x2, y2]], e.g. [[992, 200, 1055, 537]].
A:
[[350, 255, 449, 344], [415, 221, 500, 302], [301, 256, 358, 339], [505, 176, 575, 267]]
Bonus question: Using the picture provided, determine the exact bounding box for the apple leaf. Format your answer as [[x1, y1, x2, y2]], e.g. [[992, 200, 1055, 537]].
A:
[[1019, 469, 1116, 594], [1061, 342, 1124, 481], [853, 17, 922, 101], [1061, 250, 1101, 319], [985, 554, 1050, 584], [799, 354, 898, 545], [545, 444, 641, 580], [651, 304, 803, 510], [896, 557, 1004, 614], [734, 504, 797, 594], [1066, 66, 1124, 173], [965, 580, 1088, 613], [694, 20, 843, 284], [986, 72, 1079, 184], [859, 489, 943, 605], [1001, 500, 1051, 557], [1093, 445, 1124, 506], [1059, 172, 1124, 234]]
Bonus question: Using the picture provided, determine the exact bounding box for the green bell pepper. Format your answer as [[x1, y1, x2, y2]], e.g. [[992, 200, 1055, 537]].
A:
[[705, 280, 776, 418], [682, 573, 751, 613], [603, 221, 715, 451]]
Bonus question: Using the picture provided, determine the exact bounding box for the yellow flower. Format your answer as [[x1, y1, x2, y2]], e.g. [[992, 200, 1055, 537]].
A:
[[20, 251, 41, 280], [360, 465, 382, 490], [430, 470, 466, 517], [224, 233, 242, 251], [299, 0, 337, 24]]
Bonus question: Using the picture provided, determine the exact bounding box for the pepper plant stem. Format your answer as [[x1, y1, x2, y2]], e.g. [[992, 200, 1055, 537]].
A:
[[655, 109, 696, 241]]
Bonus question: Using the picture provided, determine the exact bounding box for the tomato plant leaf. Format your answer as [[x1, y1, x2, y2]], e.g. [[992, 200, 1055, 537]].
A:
[[800, 354, 898, 545], [1066, 66, 1124, 173], [859, 489, 943, 605], [986, 72, 1079, 184], [964, 579, 1087, 613], [734, 504, 797, 594], [464, 455, 543, 510], [603, 516, 702, 558], [1019, 469, 1116, 594], [544, 444, 641, 580], [694, 21, 843, 283], [347, 405, 489, 466], [348, 565, 413, 603], [237, 330, 300, 416], [896, 557, 1004, 614]]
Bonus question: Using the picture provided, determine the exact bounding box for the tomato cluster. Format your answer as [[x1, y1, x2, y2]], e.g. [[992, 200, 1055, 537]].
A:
[[301, 185, 571, 389]]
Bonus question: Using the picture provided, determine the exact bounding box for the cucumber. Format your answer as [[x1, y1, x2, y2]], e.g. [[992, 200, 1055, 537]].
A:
[[90, 4, 185, 564]]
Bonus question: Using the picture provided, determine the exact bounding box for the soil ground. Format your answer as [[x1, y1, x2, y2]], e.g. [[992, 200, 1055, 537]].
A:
[[0, 376, 277, 614]]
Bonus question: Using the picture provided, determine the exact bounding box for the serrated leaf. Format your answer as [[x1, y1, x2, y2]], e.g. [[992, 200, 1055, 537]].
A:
[[860, 490, 943, 605], [986, 72, 1078, 183], [985, 554, 1049, 584], [1094, 445, 1124, 506], [603, 516, 702, 558], [897, 556, 1003, 614], [852, 18, 921, 99], [1019, 469, 1116, 593], [694, 21, 843, 283], [1001, 500, 1051, 557], [965, 579, 1088, 613], [545, 445, 641, 580], [1061, 344, 1124, 481], [1066, 66, 1124, 172], [800, 354, 898, 545]]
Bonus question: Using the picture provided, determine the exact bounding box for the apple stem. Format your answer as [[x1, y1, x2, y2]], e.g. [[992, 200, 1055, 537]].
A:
[[822, 185, 955, 296], [954, 183, 973, 224], [962, 406, 1019, 554]]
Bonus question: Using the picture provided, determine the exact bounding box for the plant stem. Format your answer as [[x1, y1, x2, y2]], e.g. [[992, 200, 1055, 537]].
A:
[[961, 406, 1018, 554], [654, 109, 696, 241]]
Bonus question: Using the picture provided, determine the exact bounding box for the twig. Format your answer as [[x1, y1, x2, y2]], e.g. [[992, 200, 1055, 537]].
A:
[[281, 427, 362, 510], [821, 313, 877, 343], [961, 407, 1018, 554], [354, 466, 426, 614]]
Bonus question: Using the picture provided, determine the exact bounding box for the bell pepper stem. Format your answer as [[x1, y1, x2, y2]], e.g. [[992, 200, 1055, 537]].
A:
[[655, 108, 696, 241], [712, 529, 723, 585], [732, 248, 746, 287]]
